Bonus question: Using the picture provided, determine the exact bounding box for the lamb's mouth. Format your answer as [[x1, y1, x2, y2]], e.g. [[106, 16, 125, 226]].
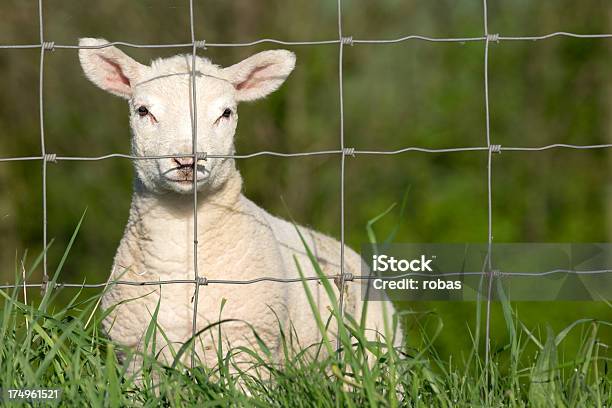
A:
[[165, 175, 207, 183], [164, 171, 208, 184], [166, 178, 198, 183], [163, 166, 209, 183]]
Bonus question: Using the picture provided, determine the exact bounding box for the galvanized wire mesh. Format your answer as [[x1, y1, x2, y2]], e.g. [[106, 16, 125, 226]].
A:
[[0, 0, 611, 370]]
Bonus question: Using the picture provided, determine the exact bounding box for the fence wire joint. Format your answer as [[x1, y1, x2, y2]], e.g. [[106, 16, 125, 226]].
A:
[[42, 42, 55, 51], [341, 36, 354, 46], [342, 273, 354, 282], [194, 40, 207, 50], [44, 153, 57, 163], [489, 144, 502, 154], [486, 33, 500, 43], [343, 147, 355, 157]]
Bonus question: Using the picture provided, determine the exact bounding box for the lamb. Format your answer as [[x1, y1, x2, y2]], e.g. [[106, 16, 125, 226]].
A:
[[78, 38, 401, 372]]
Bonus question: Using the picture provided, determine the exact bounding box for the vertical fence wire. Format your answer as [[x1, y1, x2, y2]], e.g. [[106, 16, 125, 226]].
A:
[[37, 0, 49, 295], [482, 0, 495, 382], [335, 0, 348, 355], [188, 0, 202, 369]]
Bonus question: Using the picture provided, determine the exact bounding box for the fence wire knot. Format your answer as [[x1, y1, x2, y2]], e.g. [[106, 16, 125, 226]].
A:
[[342, 147, 355, 157], [44, 153, 57, 163], [489, 144, 502, 154], [196, 277, 208, 286], [41, 279, 56, 292], [42, 41, 55, 51], [342, 273, 354, 282], [196, 151, 207, 161], [486, 33, 500, 43], [194, 40, 207, 49], [341, 36, 354, 46]]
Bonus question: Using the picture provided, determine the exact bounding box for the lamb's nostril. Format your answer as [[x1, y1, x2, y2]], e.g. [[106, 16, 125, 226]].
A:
[[173, 157, 195, 168]]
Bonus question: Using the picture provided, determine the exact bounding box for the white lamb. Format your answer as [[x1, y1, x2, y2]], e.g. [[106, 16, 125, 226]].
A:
[[78, 38, 401, 372]]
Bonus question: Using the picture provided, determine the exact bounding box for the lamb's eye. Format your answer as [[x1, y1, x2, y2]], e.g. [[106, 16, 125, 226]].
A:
[[137, 106, 149, 117], [222, 108, 232, 118]]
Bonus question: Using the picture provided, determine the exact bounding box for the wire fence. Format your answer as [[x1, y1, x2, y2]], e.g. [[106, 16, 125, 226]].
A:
[[0, 0, 611, 374]]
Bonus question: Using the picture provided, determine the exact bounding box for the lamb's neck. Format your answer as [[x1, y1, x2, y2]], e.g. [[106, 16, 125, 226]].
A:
[[117, 173, 245, 275], [131, 173, 243, 232]]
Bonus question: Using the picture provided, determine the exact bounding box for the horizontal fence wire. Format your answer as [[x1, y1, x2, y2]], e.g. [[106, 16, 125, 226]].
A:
[[0, 1, 611, 376], [2, 144, 612, 163], [1, 269, 611, 290], [1, 32, 612, 50]]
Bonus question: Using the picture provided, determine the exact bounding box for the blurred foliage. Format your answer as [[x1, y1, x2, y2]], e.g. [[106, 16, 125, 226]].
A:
[[0, 0, 610, 362]]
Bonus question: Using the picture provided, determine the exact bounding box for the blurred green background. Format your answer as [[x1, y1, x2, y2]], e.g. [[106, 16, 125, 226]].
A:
[[0, 0, 610, 363]]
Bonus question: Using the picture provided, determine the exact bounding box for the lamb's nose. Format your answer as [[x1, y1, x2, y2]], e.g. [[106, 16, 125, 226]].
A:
[[173, 157, 195, 168]]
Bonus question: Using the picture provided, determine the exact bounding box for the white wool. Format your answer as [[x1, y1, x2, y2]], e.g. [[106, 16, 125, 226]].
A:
[[78, 38, 401, 370]]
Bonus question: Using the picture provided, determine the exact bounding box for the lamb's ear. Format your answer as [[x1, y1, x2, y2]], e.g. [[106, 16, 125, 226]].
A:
[[223, 50, 296, 102], [78, 38, 146, 99]]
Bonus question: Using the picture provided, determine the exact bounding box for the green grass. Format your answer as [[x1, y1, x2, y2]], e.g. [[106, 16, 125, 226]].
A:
[[0, 217, 610, 407]]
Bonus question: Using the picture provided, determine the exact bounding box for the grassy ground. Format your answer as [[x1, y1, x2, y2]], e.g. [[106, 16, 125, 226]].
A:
[[0, 220, 610, 407]]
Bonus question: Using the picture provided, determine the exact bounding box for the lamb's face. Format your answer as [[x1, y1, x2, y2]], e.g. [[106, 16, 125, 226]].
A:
[[78, 38, 295, 194], [128, 71, 238, 193]]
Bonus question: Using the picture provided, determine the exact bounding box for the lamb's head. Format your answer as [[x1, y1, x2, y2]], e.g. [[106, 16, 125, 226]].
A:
[[78, 38, 295, 194]]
